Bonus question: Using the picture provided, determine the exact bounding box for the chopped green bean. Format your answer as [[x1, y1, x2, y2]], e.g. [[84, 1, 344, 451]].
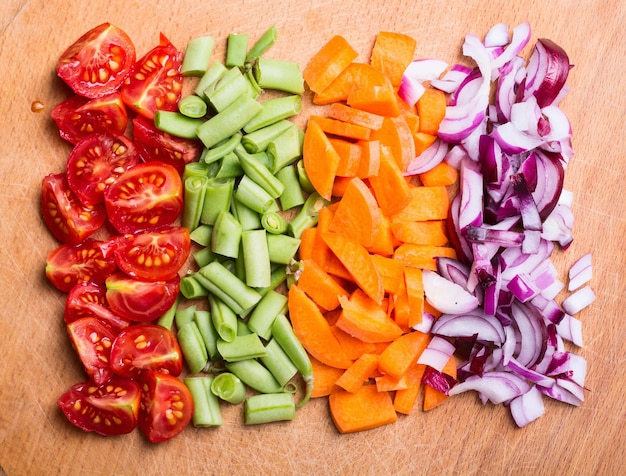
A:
[[225, 359, 282, 394], [234, 175, 275, 214], [178, 94, 208, 118], [253, 57, 304, 94], [241, 119, 293, 153], [154, 111, 203, 139], [156, 294, 180, 330], [261, 211, 287, 234], [195, 60, 227, 97], [226, 33, 249, 68], [260, 338, 298, 386], [255, 265, 288, 296], [183, 175, 208, 231], [243, 95, 302, 133], [267, 234, 301, 265], [231, 196, 262, 231], [177, 321, 209, 374], [211, 210, 242, 259], [184, 377, 223, 427], [296, 159, 316, 194], [237, 318, 252, 336], [244, 69, 262, 99], [275, 165, 305, 210], [210, 372, 247, 404], [189, 224, 213, 247], [194, 309, 219, 360], [192, 247, 215, 268], [181, 36, 215, 76], [235, 145, 284, 199], [180, 274, 209, 299], [199, 261, 262, 315], [267, 124, 304, 173], [202, 132, 242, 165], [175, 304, 197, 329], [192, 269, 245, 315], [244, 392, 295, 425], [245, 25, 277, 62], [183, 161, 210, 182], [208, 294, 238, 343], [247, 289, 288, 340], [200, 177, 234, 225], [207, 67, 249, 112], [217, 333, 267, 362], [288, 191, 328, 238], [241, 229, 271, 288]]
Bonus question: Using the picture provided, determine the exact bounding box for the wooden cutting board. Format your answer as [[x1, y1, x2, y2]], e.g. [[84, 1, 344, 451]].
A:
[[1, 1, 624, 474]]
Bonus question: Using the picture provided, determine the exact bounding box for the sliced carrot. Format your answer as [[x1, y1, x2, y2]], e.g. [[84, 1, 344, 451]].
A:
[[329, 137, 362, 177], [390, 220, 449, 246], [331, 175, 353, 197], [335, 353, 379, 393], [287, 284, 352, 369], [310, 354, 344, 398], [372, 116, 415, 171], [311, 204, 351, 281], [403, 266, 425, 328], [327, 103, 385, 131], [370, 254, 405, 295], [356, 139, 381, 179], [413, 131, 437, 156], [394, 243, 457, 270], [298, 259, 350, 311], [330, 325, 377, 361], [424, 299, 443, 319], [336, 290, 403, 343], [303, 120, 341, 200], [423, 355, 458, 411], [370, 31, 417, 87], [377, 330, 430, 379], [321, 231, 384, 304], [329, 385, 397, 433], [391, 185, 450, 222], [299, 227, 316, 261], [346, 63, 400, 117], [375, 372, 409, 392], [303, 35, 359, 94], [328, 177, 382, 248], [403, 111, 420, 135], [368, 145, 411, 216], [417, 88, 447, 135], [313, 62, 368, 105], [419, 161, 459, 187], [310, 115, 372, 141], [366, 214, 394, 257], [393, 385, 420, 415]]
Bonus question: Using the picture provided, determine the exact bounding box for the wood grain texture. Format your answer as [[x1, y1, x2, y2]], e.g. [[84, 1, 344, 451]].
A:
[[0, 1, 624, 474]]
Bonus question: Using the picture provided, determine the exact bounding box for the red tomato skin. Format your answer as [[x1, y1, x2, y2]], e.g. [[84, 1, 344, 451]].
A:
[[57, 376, 141, 436], [110, 324, 183, 378], [103, 162, 183, 234], [105, 272, 180, 322], [41, 173, 106, 245], [56, 22, 136, 99], [66, 317, 117, 386], [66, 133, 139, 206], [45, 239, 117, 292], [64, 282, 130, 331], [114, 226, 190, 282], [51, 92, 129, 145], [138, 371, 193, 443]]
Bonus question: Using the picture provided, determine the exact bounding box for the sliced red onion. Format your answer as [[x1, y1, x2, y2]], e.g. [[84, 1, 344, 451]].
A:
[[492, 122, 545, 155], [422, 269, 479, 314], [421, 366, 457, 395], [448, 371, 531, 405], [484, 23, 510, 47], [430, 64, 472, 93], [568, 253, 592, 291], [431, 309, 505, 345], [509, 385, 545, 427], [510, 300, 547, 368], [524, 38, 572, 107], [398, 58, 449, 106], [490, 22, 532, 76], [506, 357, 555, 387], [417, 336, 457, 372], [561, 285, 596, 315], [459, 158, 484, 230], [405, 138, 448, 175], [506, 273, 540, 302], [538, 381, 582, 406], [546, 351, 587, 387], [555, 314, 583, 346], [412, 311, 435, 334]]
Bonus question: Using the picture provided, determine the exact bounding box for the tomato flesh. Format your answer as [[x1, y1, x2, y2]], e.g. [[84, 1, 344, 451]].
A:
[[114, 226, 190, 281], [121, 33, 183, 120], [64, 282, 130, 331], [103, 162, 183, 234], [56, 22, 136, 99], [57, 376, 141, 436], [66, 133, 139, 206], [66, 317, 117, 386], [41, 173, 106, 245], [105, 272, 180, 322], [110, 325, 183, 379], [51, 93, 129, 145], [138, 371, 193, 443]]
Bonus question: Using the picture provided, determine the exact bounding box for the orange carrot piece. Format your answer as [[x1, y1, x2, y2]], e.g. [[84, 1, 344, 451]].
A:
[[372, 116, 415, 171], [375, 373, 409, 392], [370, 254, 405, 295], [404, 266, 425, 328], [303, 35, 359, 94], [417, 88, 447, 135], [403, 111, 420, 135], [366, 214, 395, 257], [299, 227, 316, 261], [391, 185, 450, 222], [328, 177, 382, 248], [303, 120, 341, 201], [423, 355, 458, 411], [394, 385, 420, 414], [335, 353, 379, 393], [330, 325, 377, 361], [413, 131, 437, 156], [329, 138, 362, 178], [310, 115, 372, 141], [346, 64, 400, 117], [368, 146, 411, 216], [390, 277, 410, 331], [310, 354, 344, 398], [356, 140, 381, 179], [394, 243, 457, 270], [321, 231, 384, 304], [370, 32, 417, 87], [377, 330, 430, 379], [331, 176, 353, 197], [423, 299, 443, 319], [313, 62, 368, 105], [390, 220, 449, 246], [329, 385, 397, 433], [298, 259, 350, 311], [287, 285, 353, 369], [327, 103, 385, 131], [337, 290, 403, 343], [419, 161, 459, 187]]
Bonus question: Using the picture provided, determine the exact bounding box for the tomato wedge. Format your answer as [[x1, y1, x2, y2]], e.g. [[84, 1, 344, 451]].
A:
[[103, 162, 183, 234], [66, 133, 139, 206], [105, 272, 180, 322], [41, 173, 106, 245], [66, 317, 117, 385], [56, 22, 136, 99], [51, 92, 129, 145], [64, 282, 130, 331], [110, 325, 183, 378], [114, 226, 190, 281], [121, 33, 183, 120], [138, 371, 193, 443], [57, 376, 141, 436], [46, 239, 117, 292], [132, 116, 202, 174]]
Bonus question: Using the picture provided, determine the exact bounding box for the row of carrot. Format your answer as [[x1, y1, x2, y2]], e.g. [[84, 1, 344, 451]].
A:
[[288, 32, 461, 433]]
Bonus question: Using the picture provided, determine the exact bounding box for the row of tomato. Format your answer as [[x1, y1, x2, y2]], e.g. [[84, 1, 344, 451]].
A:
[[42, 23, 210, 442]]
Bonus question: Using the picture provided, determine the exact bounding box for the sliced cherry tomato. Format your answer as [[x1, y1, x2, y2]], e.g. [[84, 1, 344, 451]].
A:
[[46, 239, 117, 292], [57, 376, 141, 436], [66, 133, 139, 206], [110, 325, 183, 379], [103, 162, 183, 234], [114, 226, 190, 281], [138, 371, 193, 443], [41, 173, 106, 245], [56, 22, 136, 99], [121, 33, 183, 120], [64, 283, 130, 331], [51, 92, 128, 145], [105, 272, 180, 322], [132, 116, 201, 174], [66, 317, 116, 385]]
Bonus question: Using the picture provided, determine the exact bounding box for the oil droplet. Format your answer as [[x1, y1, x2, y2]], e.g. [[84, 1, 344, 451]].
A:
[[31, 100, 45, 113]]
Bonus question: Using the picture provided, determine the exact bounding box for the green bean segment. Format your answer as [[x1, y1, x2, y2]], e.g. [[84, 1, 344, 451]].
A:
[[244, 393, 295, 425], [210, 372, 246, 404], [217, 333, 267, 362], [181, 36, 215, 76], [184, 377, 223, 427]]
